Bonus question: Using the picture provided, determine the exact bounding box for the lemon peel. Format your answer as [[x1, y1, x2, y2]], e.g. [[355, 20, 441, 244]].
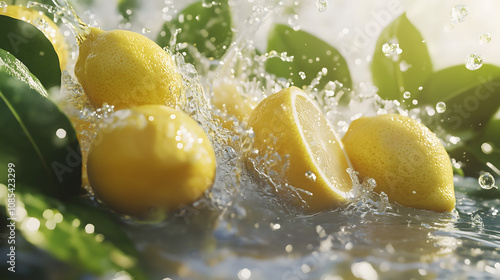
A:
[[342, 114, 455, 212], [87, 104, 216, 221], [75, 27, 182, 110]]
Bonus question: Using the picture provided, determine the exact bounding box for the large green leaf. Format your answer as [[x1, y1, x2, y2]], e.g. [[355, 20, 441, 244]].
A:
[[0, 15, 61, 90], [468, 117, 500, 174], [420, 64, 500, 132], [156, 0, 233, 65], [0, 49, 80, 200], [371, 13, 433, 102], [118, 0, 139, 22], [0, 189, 148, 279], [265, 24, 352, 90]]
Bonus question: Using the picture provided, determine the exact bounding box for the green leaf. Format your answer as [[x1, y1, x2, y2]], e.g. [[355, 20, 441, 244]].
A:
[[0, 189, 148, 279], [156, 0, 233, 64], [265, 24, 352, 90], [420, 64, 500, 132], [371, 13, 432, 102], [0, 15, 61, 90], [0, 48, 48, 97], [118, 0, 139, 21], [0, 50, 80, 200], [467, 117, 500, 174]]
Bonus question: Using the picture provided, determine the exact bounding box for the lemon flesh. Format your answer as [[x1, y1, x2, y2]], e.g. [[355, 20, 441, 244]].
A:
[[1, 5, 68, 69], [342, 114, 455, 212], [75, 27, 182, 110], [248, 86, 353, 212], [87, 105, 216, 221]]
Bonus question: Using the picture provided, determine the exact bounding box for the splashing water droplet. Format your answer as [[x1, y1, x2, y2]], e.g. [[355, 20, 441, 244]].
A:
[[481, 142, 493, 154], [305, 171, 317, 182], [0, 2, 7, 8], [142, 27, 151, 34], [436, 102, 446, 113], [399, 61, 410, 72], [471, 214, 484, 228], [451, 5, 469, 23], [316, 0, 328, 12], [465, 54, 483, 70], [478, 172, 497, 190], [298, 71, 306, 80], [382, 42, 402, 57], [403, 91, 411, 99], [479, 33, 492, 45]]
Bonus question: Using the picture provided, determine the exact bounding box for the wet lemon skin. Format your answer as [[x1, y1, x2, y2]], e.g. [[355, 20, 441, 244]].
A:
[[248, 86, 351, 212], [87, 105, 216, 221], [75, 27, 182, 110], [343, 114, 455, 212]]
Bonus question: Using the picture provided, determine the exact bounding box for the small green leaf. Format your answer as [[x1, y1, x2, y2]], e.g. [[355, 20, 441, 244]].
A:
[[0, 50, 80, 199], [0, 189, 147, 279], [420, 64, 500, 132], [118, 0, 139, 22], [371, 13, 432, 102], [0, 15, 61, 90], [265, 24, 352, 90], [156, 0, 233, 65]]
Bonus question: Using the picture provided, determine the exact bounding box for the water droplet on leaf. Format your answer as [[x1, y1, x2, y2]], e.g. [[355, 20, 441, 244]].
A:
[[382, 42, 402, 57], [436, 102, 446, 113]]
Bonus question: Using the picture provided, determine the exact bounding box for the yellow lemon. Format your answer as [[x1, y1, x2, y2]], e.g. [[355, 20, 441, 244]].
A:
[[212, 81, 257, 128], [248, 86, 353, 212], [0, 5, 68, 69], [342, 114, 455, 212], [68, 115, 92, 188], [87, 105, 216, 221], [75, 27, 182, 110]]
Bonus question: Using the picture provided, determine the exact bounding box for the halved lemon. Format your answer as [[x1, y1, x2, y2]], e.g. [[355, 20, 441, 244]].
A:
[[248, 86, 353, 212]]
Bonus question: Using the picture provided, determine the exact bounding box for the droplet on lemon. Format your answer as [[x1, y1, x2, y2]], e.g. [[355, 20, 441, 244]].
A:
[[87, 105, 216, 221], [342, 114, 455, 212], [0, 5, 68, 69], [75, 27, 183, 110], [248, 86, 353, 212]]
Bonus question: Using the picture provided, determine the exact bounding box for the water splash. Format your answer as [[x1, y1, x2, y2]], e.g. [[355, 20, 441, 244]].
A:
[[305, 171, 317, 182], [49, 0, 90, 43], [471, 213, 484, 229]]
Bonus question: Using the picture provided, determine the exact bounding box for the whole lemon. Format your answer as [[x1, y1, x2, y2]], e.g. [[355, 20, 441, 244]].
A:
[[248, 86, 353, 212], [342, 114, 455, 212], [87, 105, 216, 221], [0, 5, 68, 69], [75, 27, 182, 110]]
